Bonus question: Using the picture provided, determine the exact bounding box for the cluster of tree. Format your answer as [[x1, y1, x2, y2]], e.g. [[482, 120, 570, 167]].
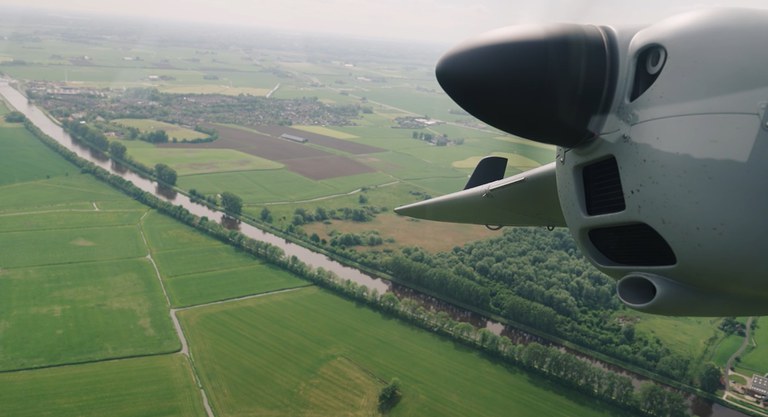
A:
[[290, 205, 383, 226], [326, 230, 383, 248], [378, 378, 401, 412], [376, 228, 706, 386], [221, 191, 243, 216], [61, 120, 181, 191], [384, 255, 491, 309], [106, 121, 216, 144], [108, 141, 127, 160], [142, 130, 169, 144], [188, 192, 218, 213], [410, 131, 464, 146], [63, 119, 109, 152], [407, 190, 432, 200], [188, 125, 219, 143], [719, 317, 746, 336], [4, 111, 25, 123], [100, 122, 167, 143], [154, 163, 177, 186]]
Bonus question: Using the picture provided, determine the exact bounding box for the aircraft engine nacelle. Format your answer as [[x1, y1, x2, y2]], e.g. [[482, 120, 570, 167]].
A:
[[395, 8, 768, 316]]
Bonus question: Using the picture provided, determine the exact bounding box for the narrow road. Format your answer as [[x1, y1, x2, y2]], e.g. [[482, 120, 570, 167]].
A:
[[138, 211, 214, 417], [725, 317, 755, 392], [263, 180, 399, 206]]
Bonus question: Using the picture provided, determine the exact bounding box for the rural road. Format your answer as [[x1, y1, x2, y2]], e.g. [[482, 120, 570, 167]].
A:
[[137, 211, 214, 417], [725, 317, 755, 392]]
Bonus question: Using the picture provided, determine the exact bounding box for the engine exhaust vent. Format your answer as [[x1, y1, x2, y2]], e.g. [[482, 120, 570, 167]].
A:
[[583, 156, 625, 215], [589, 223, 676, 266]]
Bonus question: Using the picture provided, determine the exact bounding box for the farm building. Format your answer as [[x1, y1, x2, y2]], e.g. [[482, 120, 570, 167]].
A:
[[748, 375, 768, 398], [280, 133, 308, 143]]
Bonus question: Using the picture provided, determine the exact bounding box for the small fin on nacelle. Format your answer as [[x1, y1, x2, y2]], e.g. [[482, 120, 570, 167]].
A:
[[395, 162, 565, 227], [464, 156, 508, 189]]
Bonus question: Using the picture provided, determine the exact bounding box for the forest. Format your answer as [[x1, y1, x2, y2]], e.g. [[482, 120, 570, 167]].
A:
[[382, 228, 704, 386]]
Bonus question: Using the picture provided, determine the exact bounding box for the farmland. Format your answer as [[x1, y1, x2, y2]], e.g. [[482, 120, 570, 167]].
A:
[[0, 355, 206, 417], [113, 118, 207, 141], [179, 287, 631, 417], [736, 318, 768, 373], [0, 105, 637, 417], [163, 124, 380, 179], [141, 211, 308, 307]]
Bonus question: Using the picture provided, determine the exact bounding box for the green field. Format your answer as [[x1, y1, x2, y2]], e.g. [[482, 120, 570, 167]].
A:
[[123, 143, 284, 175], [293, 125, 359, 139], [712, 335, 743, 368], [0, 125, 78, 186], [190, 169, 398, 207], [0, 355, 206, 417], [179, 288, 632, 417], [141, 212, 307, 307], [113, 119, 208, 141], [737, 318, 768, 373], [617, 311, 724, 368]]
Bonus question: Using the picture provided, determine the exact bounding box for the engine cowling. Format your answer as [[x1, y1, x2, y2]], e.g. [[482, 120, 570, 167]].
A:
[[396, 8, 768, 316]]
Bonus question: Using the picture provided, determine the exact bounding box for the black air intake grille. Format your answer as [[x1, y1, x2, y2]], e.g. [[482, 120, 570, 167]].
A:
[[583, 157, 625, 215], [589, 224, 677, 266]]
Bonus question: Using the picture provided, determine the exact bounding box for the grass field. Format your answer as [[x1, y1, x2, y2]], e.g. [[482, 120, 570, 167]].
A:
[[0, 125, 78, 186], [0, 355, 206, 417], [0, 126, 178, 370], [179, 169, 354, 204], [121, 142, 284, 176], [712, 335, 743, 368], [305, 214, 499, 253], [0, 175, 131, 214], [141, 212, 307, 307], [0, 225, 146, 268], [737, 318, 768, 373], [293, 125, 359, 139], [0, 210, 144, 233], [113, 119, 208, 141], [619, 311, 722, 362], [179, 288, 633, 417], [0, 256, 178, 370]]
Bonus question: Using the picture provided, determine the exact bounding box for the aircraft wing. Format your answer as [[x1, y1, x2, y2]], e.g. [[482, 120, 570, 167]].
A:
[[395, 161, 564, 227]]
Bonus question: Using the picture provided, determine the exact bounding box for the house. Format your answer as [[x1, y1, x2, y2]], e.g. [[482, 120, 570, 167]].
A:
[[748, 375, 768, 398], [280, 133, 308, 143]]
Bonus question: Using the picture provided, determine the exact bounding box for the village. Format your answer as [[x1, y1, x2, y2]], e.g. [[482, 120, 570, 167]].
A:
[[24, 80, 365, 128]]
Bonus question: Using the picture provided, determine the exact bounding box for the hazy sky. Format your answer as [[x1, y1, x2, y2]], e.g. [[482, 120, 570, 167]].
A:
[[4, 0, 768, 43]]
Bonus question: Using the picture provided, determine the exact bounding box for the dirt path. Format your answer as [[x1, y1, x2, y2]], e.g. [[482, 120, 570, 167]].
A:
[[725, 317, 755, 392], [138, 211, 214, 417], [137, 211, 308, 417], [262, 180, 399, 206]]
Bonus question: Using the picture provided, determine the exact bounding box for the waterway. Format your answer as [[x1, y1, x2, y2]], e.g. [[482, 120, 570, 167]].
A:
[[0, 79, 744, 417]]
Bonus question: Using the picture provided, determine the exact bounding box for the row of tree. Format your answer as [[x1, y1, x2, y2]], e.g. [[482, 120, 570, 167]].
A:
[[62, 119, 180, 188], [289, 205, 382, 226], [63, 119, 109, 151]]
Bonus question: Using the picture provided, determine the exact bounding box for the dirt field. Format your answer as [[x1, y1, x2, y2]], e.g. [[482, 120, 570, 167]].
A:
[[257, 125, 385, 155], [304, 213, 500, 253], [159, 124, 376, 179]]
